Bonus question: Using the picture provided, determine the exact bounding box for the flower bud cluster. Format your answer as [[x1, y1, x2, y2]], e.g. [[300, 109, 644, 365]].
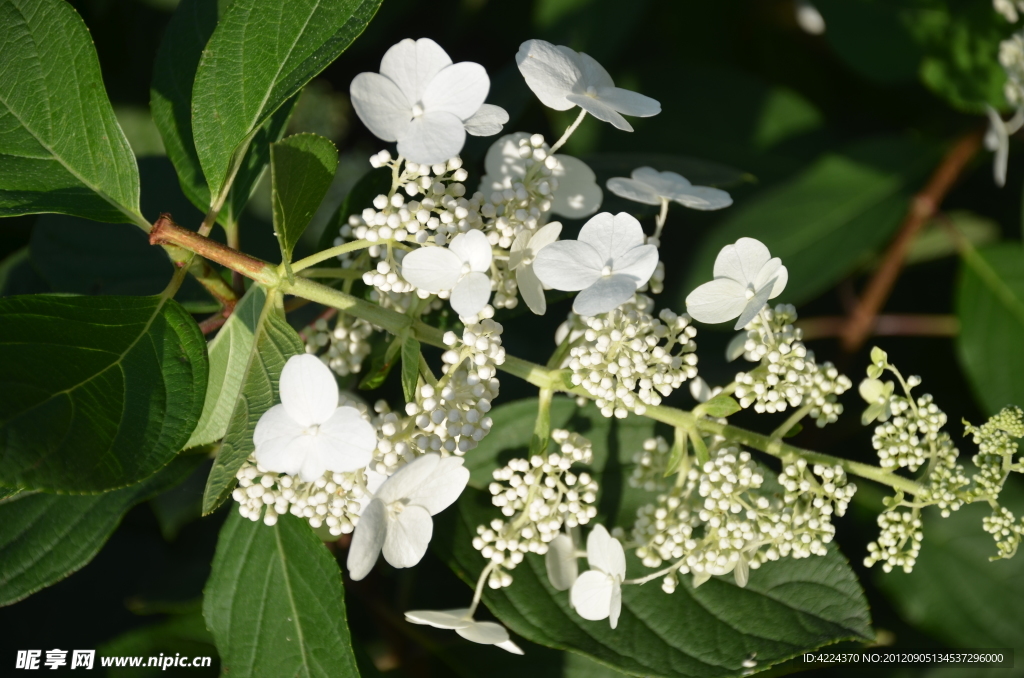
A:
[[1000, 31, 1024, 106], [864, 509, 923, 573], [474, 430, 598, 588], [303, 313, 374, 377], [781, 459, 856, 519], [996, 0, 1024, 23], [567, 294, 698, 418], [983, 506, 1024, 559], [629, 436, 671, 492], [965, 406, 1024, 499], [871, 391, 947, 472], [479, 134, 558, 249], [734, 305, 851, 425]]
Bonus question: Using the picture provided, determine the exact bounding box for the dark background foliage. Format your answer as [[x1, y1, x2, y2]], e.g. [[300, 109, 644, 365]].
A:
[[1, 0, 1021, 675]]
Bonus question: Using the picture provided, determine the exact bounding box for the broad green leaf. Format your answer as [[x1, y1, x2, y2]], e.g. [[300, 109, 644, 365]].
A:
[[0, 454, 203, 606], [99, 608, 217, 677], [401, 334, 421, 403], [0, 246, 32, 295], [0, 295, 208, 492], [202, 292, 304, 514], [358, 333, 402, 391], [698, 394, 741, 418], [315, 166, 393, 257], [0, 0, 141, 223], [682, 136, 939, 308], [272, 133, 339, 265], [191, 0, 382, 202], [149, 459, 210, 541], [187, 285, 267, 449], [204, 511, 360, 678], [956, 244, 1024, 415], [901, 210, 1000, 268]]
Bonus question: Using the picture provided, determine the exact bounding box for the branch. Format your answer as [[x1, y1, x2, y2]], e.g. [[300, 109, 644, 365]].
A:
[[840, 129, 983, 352], [799, 314, 959, 340]]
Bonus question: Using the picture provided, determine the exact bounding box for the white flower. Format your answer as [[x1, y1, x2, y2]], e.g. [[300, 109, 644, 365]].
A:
[[533, 212, 659, 317], [795, 1, 826, 35], [685, 237, 788, 330], [347, 454, 469, 580], [253, 355, 377, 482], [545, 533, 579, 591], [995, 0, 1024, 23], [350, 38, 509, 165], [984, 106, 1024, 188], [607, 167, 732, 211], [509, 222, 562, 315], [405, 609, 524, 654], [569, 525, 625, 628], [401, 230, 493, 317], [516, 39, 660, 131], [482, 132, 602, 218]]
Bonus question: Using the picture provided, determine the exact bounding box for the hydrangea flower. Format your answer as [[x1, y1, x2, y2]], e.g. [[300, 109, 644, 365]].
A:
[[481, 132, 602, 218], [347, 454, 470, 580], [516, 39, 660, 132], [569, 525, 625, 628], [533, 212, 659, 317], [544, 533, 579, 591], [404, 609, 523, 654], [350, 38, 508, 165], [859, 378, 895, 425], [253, 355, 377, 482], [509, 221, 562, 314], [685, 237, 788, 329], [606, 167, 732, 211], [401, 230, 493, 317]]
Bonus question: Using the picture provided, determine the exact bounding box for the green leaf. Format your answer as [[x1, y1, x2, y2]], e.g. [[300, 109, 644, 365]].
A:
[[698, 394, 742, 418], [956, 244, 1024, 415], [0, 295, 208, 492], [902, 210, 1000, 267], [99, 608, 217, 677], [358, 333, 402, 391], [316, 166, 394, 257], [191, 0, 382, 202], [682, 136, 939, 308], [272, 133, 339, 265], [187, 285, 267, 449], [0, 454, 202, 606], [0, 0, 141, 223], [401, 333, 421, 403], [204, 511, 361, 678], [202, 291, 304, 514], [149, 459, 209, 541]]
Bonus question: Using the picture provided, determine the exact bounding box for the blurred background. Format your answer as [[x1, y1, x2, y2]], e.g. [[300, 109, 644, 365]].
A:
[[1, 0, 1022, 675]]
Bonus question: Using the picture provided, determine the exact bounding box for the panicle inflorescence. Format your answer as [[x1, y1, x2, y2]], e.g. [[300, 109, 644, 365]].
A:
[[1001, 30, 1024, 105], [303, 313, 374, 377], [629, 436, 672, 493], [864, 509, 923, 573]]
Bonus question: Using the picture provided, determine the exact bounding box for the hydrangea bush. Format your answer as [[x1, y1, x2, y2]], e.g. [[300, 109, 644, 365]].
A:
[[2, 0, 1024, 676]]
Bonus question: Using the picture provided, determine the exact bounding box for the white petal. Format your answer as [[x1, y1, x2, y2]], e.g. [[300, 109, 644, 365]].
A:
[[692, 571, 712, 588], [609, 583, 622, 629], [529, 221, 563, 253], [611, 244, 658, 285], [578, 212, 645, 262], [484, 132, 529, 181], [423, 62, 490, 120], [606, 177, 662, 206], [596, 86, 661, 118], [350, 72, 411, 142], [753, 258, 788, 299], [632, 166, 687, 190], [859, 378, 886, 403], [517, 264, 547, 315], [494, 639, 525, 655], [673, 186, 733, 211], [545, 533, 579, 591], [986, 106, 1010, 188], [533, 241, 604, 291], [375, 454, 441, 504], [565, 92, 632, 131], [448, 230, 492, 272], [690, 377, 712, 403], [314, 406, 377, 473], [379, 38, 452, 105], [253, 405, 305, 476], [551, 155, 602, 218], [279, 354, 339, 427], [516, 39, 580, 111], [451, 271, 492, 317], [573, 275, 637, 317], [586, 524, 626, 578], [382, 504, 433, 568], [405, 608, 474, 630], [464, 104, 509, 136], [401, 246, 462, 293], [713, 237, 772, 286], [456, 621, 510, 645], [570, 570, 614, 621], [575, 52, 615, 90], [508, 230, 529, 270], [347, 498, 387, 581], [397, 111, 466, 165], [685, 278, 748, 324], [297, 437, 330, 482], [734, 556, 749, 588], [407, 455, 470, 515], [734, 282, 775, 330]]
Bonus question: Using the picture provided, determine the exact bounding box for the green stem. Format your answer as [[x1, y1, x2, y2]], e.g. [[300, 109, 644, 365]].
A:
[[292, 240, 374, 272], [298, 268, 365, 280], [770, 403, 813, 440], [533, 387, 554, 452], [550, 109, 587, 154]]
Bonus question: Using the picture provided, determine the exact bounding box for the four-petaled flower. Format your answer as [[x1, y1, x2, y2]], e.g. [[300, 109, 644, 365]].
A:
[[607, 167, 732, 211], [859, 378, 895, 425], [347, 454, 469, 581], [569, 525, 626, 628], [685, 237, 788, 330], [254, 355, 377, 482], [350, 38, 508, 165], [544, 532, 579, 591], [405, 609, 523, 654], [533, 212, 659, 317], [516, 39, 661, 131], [401, 230, 493, 317], [509, 222, 562, 315]]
